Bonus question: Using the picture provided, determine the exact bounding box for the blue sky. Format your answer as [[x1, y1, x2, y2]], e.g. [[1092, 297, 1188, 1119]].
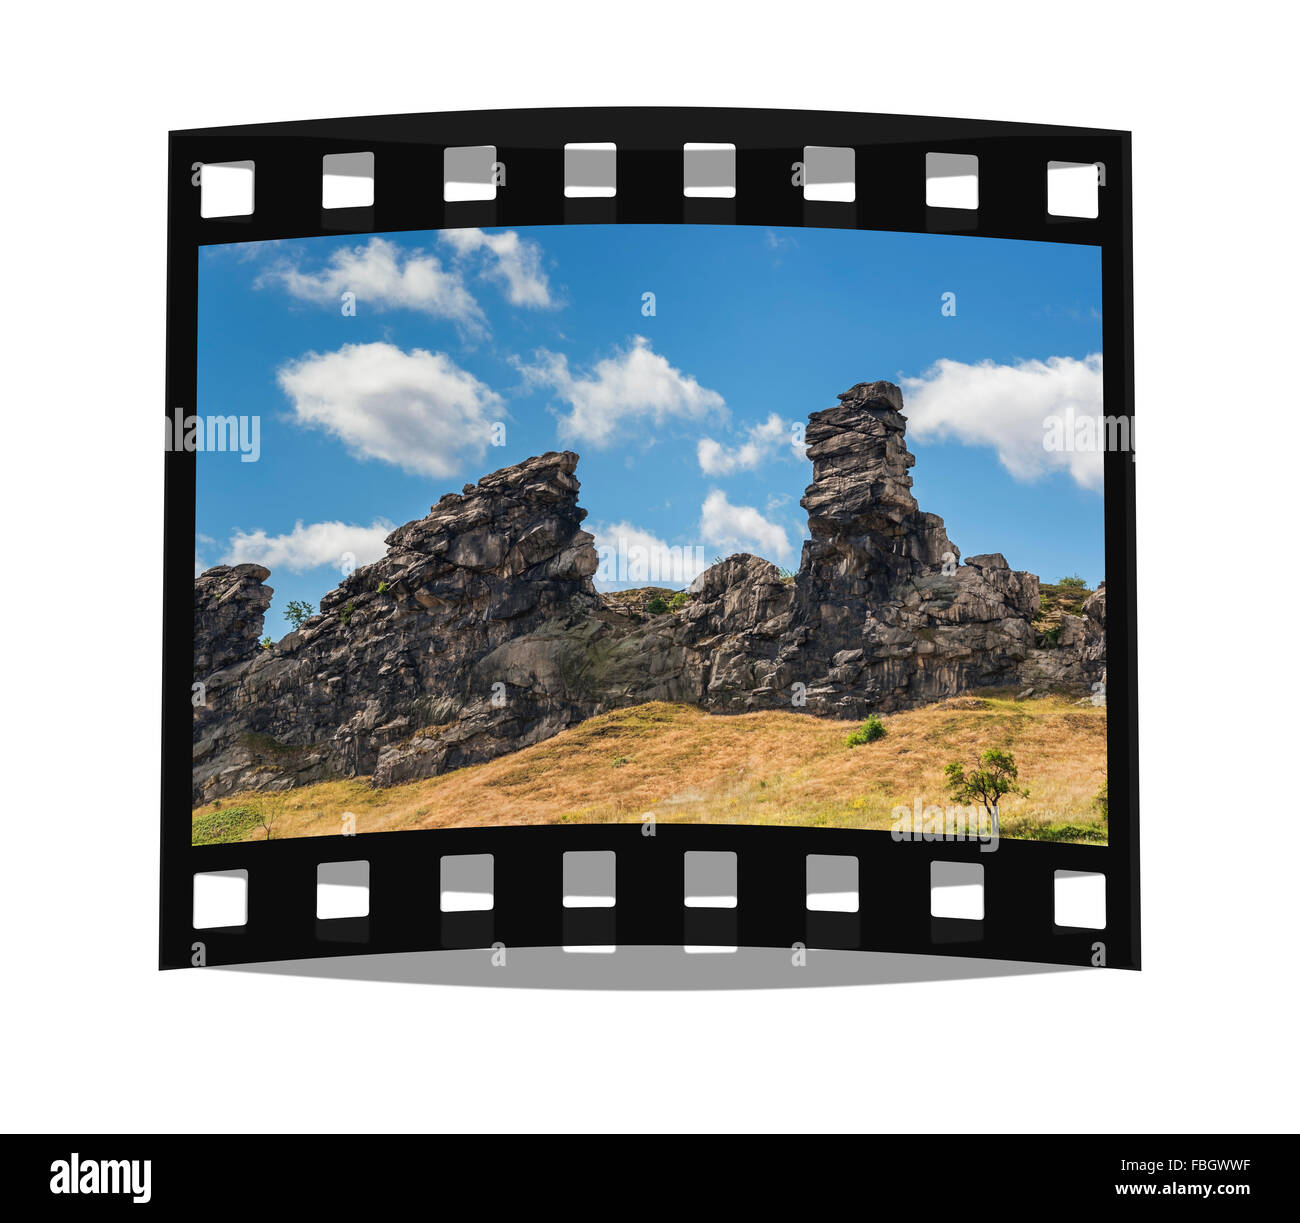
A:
[[196, 225, 1104, 640]]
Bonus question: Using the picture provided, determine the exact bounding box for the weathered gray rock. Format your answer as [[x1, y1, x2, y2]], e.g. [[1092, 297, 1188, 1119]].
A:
[[192, 452, 603, 802], [774, 382, 1044, 715], [1019, 581, 1108, 690], [193, 564, 272, 679], [192, 383, 1106, 801]]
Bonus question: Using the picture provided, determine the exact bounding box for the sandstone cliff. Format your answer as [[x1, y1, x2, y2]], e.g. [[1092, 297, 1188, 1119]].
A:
[[192, 380, 1105, 802]]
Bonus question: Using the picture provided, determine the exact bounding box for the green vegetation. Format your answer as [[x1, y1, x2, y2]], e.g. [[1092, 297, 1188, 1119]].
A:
[[285, 599, 315, 630], [1037, 580, 1094, 622], [669, 591, 689, 611], [191, 805, 263, 845], [1094, 779, 1108, 820], [192, 791, 288, 843], [377, 580, 389, 594], [260, 636, 272, 650], [339, 600, 356, 627], [1057, 575, 1087, 589], [847, 714, 886, 746], [945, 748, 1028, 831], [646, 595, 669, 615], [1000, 812, 1107, 843]]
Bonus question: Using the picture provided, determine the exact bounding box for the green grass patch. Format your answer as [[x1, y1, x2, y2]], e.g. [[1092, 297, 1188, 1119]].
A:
[[191, 805, 264, 845], [1000, 812, 1108, 844]]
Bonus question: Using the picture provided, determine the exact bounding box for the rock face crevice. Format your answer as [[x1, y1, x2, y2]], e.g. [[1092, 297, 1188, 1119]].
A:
[[192, 381, 1105, 802]]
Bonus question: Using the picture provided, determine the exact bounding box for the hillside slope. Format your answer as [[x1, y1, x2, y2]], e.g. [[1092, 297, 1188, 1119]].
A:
[[192, 691, 1107, 845]]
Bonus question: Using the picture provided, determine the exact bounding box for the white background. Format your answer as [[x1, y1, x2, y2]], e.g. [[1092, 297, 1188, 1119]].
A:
[[1, 1, 1295, 1133]]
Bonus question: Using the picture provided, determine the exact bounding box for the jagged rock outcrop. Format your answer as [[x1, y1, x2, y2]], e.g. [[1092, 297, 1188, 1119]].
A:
[[192, 381, 1106, 801], [192, 452, 603, 801], [775, 382, 1042, 714], [193, 564, 273, 678], [800, 382, 956, 593], [1020, 581, 1107, 690], [1082, 584, 1106, 650]]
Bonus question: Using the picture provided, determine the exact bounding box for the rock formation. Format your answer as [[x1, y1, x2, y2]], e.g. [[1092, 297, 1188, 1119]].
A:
[[193, 564, 273, 678], [192, 381, 1106, 802]]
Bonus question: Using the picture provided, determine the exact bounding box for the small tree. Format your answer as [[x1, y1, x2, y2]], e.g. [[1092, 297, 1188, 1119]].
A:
[[646, 595, 669, 615], [1057, 575, 1087, 589], [944, 748, 1028, 838], [256, 790, 287, 841], [284, 600, 315, 631]]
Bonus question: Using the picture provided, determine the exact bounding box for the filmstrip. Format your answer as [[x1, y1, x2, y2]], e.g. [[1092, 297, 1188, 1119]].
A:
[[163, 108, 1138, 971]]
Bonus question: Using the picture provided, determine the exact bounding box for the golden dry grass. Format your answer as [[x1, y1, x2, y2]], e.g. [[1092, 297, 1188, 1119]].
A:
[[192, 691, 1107, 844]]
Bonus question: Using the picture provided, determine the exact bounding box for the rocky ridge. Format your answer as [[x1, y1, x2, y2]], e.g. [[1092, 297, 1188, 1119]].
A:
[[192, 380, 1105, 802]]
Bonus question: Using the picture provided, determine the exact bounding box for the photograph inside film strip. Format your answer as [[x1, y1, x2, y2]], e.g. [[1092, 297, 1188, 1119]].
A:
[[165, 109, 1137, 972]]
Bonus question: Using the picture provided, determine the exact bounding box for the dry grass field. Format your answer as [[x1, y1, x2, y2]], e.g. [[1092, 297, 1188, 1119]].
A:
[[192, 690, 1108, 845]]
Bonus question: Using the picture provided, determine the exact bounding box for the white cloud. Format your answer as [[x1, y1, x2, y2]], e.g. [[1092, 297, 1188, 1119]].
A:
[[697, 412, 789, 475], [439, 228, 555, 308], [258, 237, 484, 330], [520, 336, 725, 448], [900, 354, 1105, 490], [277, 341, 503, 478], [221, 519, 394, 574], [588, 521, 711, 590], [699, 489, 793, 561], [195, 533, 216, 576]]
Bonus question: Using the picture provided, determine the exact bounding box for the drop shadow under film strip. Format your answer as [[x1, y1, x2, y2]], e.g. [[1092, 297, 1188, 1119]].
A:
[[163, 107, 1138, 972]]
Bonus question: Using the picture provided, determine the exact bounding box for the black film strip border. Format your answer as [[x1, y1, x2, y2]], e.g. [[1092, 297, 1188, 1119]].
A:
[[162, 108, 1137, 972]]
